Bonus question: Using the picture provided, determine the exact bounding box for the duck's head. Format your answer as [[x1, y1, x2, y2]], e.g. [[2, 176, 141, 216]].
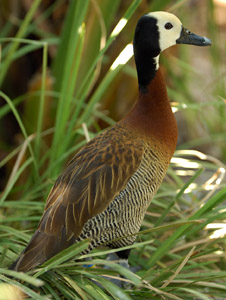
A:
[[134, 11, 211, 90]]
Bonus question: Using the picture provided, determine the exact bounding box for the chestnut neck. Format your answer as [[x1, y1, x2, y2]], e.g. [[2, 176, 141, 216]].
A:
[[124, 68, 178, 156]]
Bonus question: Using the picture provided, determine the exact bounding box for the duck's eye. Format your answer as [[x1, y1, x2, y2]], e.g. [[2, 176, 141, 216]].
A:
[[165, 22, 173, 30]]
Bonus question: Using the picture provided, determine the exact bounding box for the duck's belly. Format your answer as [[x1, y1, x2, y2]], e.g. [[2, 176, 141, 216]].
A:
[[76, 147, 169, 251]]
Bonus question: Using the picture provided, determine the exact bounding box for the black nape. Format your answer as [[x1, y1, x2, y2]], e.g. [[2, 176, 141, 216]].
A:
[[133, 15, 161, 90]]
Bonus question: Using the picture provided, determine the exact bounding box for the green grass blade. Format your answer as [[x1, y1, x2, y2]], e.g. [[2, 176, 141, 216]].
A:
[[92, 276, 133, 300], [79, 258, 141, 286], [34, 42, 48, 159], [0, 96, 23, 120], [178, 287, 210, 300], [0, 269, 43, 287], [53, 23, 86, 160], [143, 187, 226, 276], [76, 0, 141, 100], [0, 157, 33, 204], [0, 91, 39, 180], [75, 277, 112, 300], [155, 168, 204, 227], [0, 37, 58, 61], [49, 0, 89, 176], [0, 0, 41, 86], [34, 240, 90, 277], [77, 62, 132, 125], [52, 0, 89, 90]]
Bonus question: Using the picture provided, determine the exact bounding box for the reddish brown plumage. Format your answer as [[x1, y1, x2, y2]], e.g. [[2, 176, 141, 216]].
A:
[[10, 67, 177, 272], [124, 69, 178, 159]]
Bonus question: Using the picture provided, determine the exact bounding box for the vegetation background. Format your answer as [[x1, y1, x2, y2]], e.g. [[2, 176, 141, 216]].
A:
[[0, 0, 226, 299]]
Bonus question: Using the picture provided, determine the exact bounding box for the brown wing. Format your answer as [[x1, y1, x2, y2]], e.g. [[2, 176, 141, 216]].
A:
[[39, 124, 144, 239], [10, 124, 144, 271]]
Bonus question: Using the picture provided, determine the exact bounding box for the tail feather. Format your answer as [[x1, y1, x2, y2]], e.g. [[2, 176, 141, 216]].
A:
[[9, 230, 72, 272]]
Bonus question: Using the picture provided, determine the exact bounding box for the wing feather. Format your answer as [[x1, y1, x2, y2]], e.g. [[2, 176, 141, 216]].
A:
[[11, 124, 145, 271], [39, 125, 144, 239]]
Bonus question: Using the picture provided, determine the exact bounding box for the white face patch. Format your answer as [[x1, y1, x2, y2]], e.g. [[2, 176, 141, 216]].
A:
[[148, 11, 182, 52]]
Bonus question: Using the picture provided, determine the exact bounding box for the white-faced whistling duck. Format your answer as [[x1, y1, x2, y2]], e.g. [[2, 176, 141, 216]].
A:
[[10, 11, 211, 272]]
